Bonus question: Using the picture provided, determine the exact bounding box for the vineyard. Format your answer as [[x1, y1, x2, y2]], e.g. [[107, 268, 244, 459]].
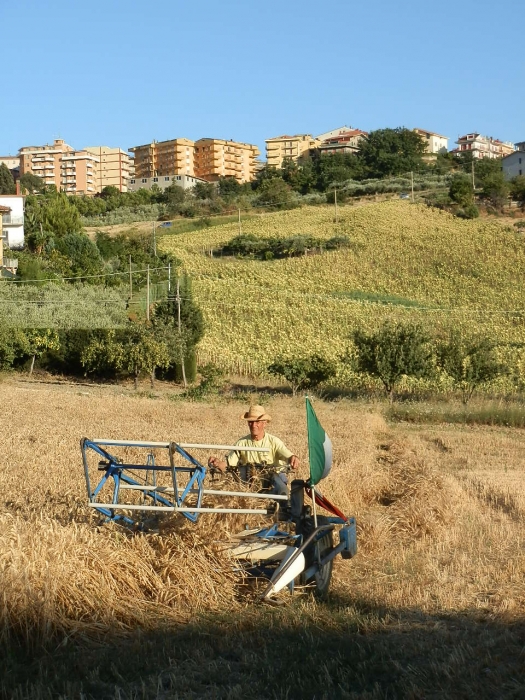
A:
[[160, 201, 525, 380]]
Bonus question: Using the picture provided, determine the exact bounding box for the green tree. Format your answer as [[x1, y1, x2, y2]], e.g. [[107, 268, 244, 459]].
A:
[[0, 163, 16, 194], [352, 321, 432, 401], [449, 174, 474, 207], [119, 325, 170, 388], [19, 172, 45, 194], [357, 128, 427, 178], [268, 355, 336, 397], [510, 176, 525, 204], [54, 233, 104, 279], [481, 172, 510, 209], [17, 329, 60, 374], [436, 332, 505, 403], [153, 274, 204, 383], [255, 177, 295, 210], [217, 176, 241, 200], [193, 181, 216, 200]]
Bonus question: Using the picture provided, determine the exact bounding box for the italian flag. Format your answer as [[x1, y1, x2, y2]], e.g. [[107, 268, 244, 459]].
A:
[[306, 397, 333, 486]]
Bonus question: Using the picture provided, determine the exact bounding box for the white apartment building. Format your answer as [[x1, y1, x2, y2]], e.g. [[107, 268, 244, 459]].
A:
[[453, 133, 515, 159]]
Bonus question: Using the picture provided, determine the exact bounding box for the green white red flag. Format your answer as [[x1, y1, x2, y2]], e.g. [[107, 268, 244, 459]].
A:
[[306, 397, 332, 486]]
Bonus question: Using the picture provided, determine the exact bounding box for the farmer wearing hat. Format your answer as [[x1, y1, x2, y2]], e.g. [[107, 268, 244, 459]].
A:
[[208, 404, 299, 496]]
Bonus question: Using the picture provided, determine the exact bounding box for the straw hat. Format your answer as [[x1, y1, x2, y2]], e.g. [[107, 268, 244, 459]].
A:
[[241, 404, 272, 422]]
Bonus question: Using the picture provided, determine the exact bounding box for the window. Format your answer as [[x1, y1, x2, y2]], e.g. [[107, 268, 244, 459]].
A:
[[141, 178, 147, 183], [153, 177, 158, 182], [176, 176, 181, 180], [164, 176, 170, 181]]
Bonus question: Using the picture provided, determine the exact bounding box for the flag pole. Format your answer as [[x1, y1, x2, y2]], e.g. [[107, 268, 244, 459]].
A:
[[306, 396, 318, 529]]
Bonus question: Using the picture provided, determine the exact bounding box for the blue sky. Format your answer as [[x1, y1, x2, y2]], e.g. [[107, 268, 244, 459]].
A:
[[1, 0, 523, 158]]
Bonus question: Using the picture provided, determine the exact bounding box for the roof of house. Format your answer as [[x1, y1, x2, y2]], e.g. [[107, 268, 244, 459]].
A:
[[0, 205, 11, 212], [414, 128, 449, 139]]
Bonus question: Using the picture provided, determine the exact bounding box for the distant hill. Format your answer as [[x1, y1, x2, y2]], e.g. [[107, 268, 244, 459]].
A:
[[159, 201, 525, 378]]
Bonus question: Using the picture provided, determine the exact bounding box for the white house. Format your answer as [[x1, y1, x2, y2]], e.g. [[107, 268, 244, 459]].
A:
[[127, 174, 207, 192], [0, 195, 25, 249], [502, 148, 525, 180], [413, 129, 449, 154]]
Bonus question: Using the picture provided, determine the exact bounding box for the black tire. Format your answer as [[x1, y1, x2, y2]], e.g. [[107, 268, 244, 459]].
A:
[[296, 515, 334, 598]]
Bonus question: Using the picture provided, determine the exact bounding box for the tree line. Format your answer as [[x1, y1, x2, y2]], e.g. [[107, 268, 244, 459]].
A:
[[268, 321, 506, 404]]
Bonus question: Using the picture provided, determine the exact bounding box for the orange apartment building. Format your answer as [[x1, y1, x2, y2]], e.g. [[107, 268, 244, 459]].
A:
[[265, 134, 321, 168], [84, 146, 132, 192], [194, 138, 259, 183], [129, 137, 259, 184], [18, 139, 99, 195], [129, 138, 195, 180]]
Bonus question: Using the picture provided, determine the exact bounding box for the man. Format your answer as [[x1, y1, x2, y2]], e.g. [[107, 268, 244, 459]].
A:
[[208, 404, 299, 496]]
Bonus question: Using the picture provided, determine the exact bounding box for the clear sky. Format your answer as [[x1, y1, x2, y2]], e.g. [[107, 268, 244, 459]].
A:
[[1, 0, 523, 158]]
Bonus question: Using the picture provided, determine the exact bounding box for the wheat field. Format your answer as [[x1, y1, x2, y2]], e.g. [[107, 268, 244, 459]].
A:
[[1, 376, 524, 699]]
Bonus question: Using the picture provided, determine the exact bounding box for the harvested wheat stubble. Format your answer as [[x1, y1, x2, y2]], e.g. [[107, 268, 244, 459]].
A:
[[1, 378, 524, 646]]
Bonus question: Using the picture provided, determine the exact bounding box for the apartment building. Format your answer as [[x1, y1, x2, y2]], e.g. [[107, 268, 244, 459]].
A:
[[413, 129, 448, 154], [84, 146, 132, 192], [265, 134, 320, 168], [452, 133, 515, 159], [318, 128, 368, 155], [0, 201, 20, 278], [194, 138, 260, 183], [18, 139, 99, 195], [129, 138, 195, 179]]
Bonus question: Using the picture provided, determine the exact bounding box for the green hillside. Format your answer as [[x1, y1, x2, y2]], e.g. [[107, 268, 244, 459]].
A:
[[159, 201, 525, 378]]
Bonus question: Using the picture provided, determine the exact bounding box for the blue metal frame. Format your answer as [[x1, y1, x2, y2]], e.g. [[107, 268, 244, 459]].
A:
[[81, 438, 207, 525]]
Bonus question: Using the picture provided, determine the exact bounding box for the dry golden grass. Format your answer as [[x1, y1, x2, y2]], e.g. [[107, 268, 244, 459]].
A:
[[1, 376, 524, 698]]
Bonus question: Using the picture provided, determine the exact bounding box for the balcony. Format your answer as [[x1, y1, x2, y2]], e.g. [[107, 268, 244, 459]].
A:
[[2, 215, 24, 225]]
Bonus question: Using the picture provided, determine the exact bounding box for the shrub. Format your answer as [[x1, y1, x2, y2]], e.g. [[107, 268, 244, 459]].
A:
[[268, 355, 336, 396]]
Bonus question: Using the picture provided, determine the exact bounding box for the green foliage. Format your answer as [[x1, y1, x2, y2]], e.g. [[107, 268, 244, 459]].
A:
[[352, 321, 432, 400], [268, 355, 336, 396], [510, 176, 525, 204], [183, 363, 225, 400], [436, 332, 506, 403], [222, 233, 349, 260], [449, 174, 474, 207], [19, 172, 45, 194], [255, 178, 296, 210], [53, 233, 104, 279], [81, 324, 170, 387], [457, 204, 479, 219], [357, 128, 427, 178], [0, 284, 129, 329], [193, 181, 217, 201], [0, 327, 27, 369], [0, 163, 16, 194], [481, 172, 510, 209]]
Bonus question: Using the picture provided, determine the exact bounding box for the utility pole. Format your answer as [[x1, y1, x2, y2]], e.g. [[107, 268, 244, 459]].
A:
[[129, 255, 132, 297], [471, 160, 475, 190], [168, 262, 171, 293], [410, 171, 414, 202], [146, 265, 150, 322], [238, 208, 242, 235], [334, 188, 338, 224], [176, 277, 187, 388], [153, 221, 157, 257]]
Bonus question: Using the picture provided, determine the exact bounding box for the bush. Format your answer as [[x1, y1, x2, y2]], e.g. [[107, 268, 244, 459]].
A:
[[268, 355, 336, 396], [457, 204, 479, 219]]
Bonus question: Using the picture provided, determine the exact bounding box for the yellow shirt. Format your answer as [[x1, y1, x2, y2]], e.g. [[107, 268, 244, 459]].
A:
[[226, 432, 293, 472]]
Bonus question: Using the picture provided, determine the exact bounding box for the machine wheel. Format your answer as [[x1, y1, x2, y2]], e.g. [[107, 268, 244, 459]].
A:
[[296, 515, 334, 598]]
